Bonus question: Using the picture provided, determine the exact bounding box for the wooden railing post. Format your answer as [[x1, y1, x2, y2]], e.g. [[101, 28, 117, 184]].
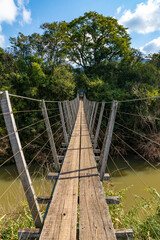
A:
[[100, 101, 118, 181], [41, 100, 60, 172], [58, 102, 68, 146], [62, 101, 70, 135], [66, 101, 73, 133], [86, 101, 92, 126], [72, 99, 77, 122], [69, 100, 75, 126], [1, 91, 43, 228], [93, 102, 105, 149], [89, 102, 96, 134], [91, 102, 99, 134]]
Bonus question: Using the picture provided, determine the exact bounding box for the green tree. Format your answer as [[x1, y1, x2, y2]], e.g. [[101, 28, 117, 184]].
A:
[[50, 65, 76, 100], [66, 11, 131, 71], [40, 21, 68, 71]]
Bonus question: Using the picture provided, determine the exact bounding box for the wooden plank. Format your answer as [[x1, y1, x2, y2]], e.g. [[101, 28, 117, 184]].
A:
[[39, 102, 81, 240], [1, 91, 42, 228], [79, 101, 116, 240], [93, 102, 105, 149], [65, 101, 73, 134], [58, 102, 69, 146], [89, 101, 96, 134], [37, 196, 51, 204], [106, 196, 120, 204], [18, 228, 41, 239], [42, 100, 60, 171], [62, 101, 71, 135], [69, 100, 75, 127], [115, 229, 133, 240], [100, 101, 118, 181], [47, 172, 59, 179], [91, 102, 99, 134]]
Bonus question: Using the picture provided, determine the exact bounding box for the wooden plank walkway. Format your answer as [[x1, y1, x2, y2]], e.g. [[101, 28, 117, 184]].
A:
[[79, 102, 116, 240], [39, 104, 81, 240], [40, 100, 116, 240]]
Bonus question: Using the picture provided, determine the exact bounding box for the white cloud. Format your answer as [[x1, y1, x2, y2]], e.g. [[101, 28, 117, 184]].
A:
[[119, 0, 160, 34], [22, 7, 31, 24], [17, 0, 32, 24], [117, 6, 122, 15], [0, 0, 17, 24], [140, 36, 160, 54], [0, 0, 32, 47], [0, 35, 5, 47]]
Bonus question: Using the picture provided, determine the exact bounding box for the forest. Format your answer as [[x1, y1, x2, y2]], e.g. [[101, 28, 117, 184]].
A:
[[1, 11, 160, 240], [0, 11, 160, 162]]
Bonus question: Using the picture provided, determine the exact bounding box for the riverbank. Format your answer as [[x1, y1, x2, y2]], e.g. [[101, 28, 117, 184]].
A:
[[0, 185, 160, 240]]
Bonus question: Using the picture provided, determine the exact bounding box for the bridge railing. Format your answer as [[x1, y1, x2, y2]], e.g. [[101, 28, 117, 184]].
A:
[[83, 94, 160, 239], [0, 91, 79, 229], [1, 91, 160, 239]]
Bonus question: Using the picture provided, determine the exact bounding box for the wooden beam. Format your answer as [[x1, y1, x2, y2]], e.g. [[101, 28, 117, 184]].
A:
[[103, 173, 110, 181], [115, 229, 133, 240], [58, 102, 68, 146], [62, 101, 71, 135], [58, 155, 64, 161], [106, 196, 119, 204], [41, 100, 60, 172], [47, 172, 59, 179], [61, 142, 67, 147], [66, 101, 73, 134], [18, 228, 41, 240], [91, 102, 99, 134], [37, 196, 51, 204], [89, 101, 96, 134], [93, 149, 100, 154], [100, 101, 118, 181], [59, 148, 67, 153], [1, 91, 43, 228], [93, 102, 105, 149], [69, 100, 75, 127], [95, 156, 100, 162]]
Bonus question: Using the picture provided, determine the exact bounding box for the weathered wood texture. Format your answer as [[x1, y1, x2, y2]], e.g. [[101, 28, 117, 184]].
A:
[[58, 102, 68, 146], [79, 101, 116, 240], [1, 91, 42, 228], [93, 102, 105, 149], [91, 102, 99, 134], [39, 102, 81, 240], [18, 228, 41, 240], [41, 100, 60, 171], [100, 101, 118, 181], [89, 101, 96, 133], [39, 100, 118, 240], [115, 229, 133, 240]]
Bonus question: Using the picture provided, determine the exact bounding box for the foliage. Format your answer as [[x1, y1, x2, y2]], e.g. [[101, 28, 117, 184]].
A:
[[0, 202, 35, 240], [1, 12, 160, 162], [105, 185, 160, 239], [0, 187, 160, 239], [66, 11, 131, 70]]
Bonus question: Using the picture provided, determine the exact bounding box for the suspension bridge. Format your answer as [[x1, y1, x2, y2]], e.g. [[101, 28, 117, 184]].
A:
[[0, 91, 160, 239]]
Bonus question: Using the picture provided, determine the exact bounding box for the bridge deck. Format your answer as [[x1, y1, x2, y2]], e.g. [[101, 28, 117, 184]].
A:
[[40, 100, 116, 240], [79, 104, 116, 239]]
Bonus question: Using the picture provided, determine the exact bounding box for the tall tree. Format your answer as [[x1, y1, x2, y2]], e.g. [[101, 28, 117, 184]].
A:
[[40, 21, 68, 69], [65, 11, 131, 70]]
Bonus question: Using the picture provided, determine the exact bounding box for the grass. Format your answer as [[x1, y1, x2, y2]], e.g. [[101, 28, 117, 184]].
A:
[[0, 202, 35, 240], [105, 184, 160, 239], [0, 185, 160, 239]]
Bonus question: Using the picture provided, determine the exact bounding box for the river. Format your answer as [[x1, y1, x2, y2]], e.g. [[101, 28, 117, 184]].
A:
[[0, 156, 160, 214]]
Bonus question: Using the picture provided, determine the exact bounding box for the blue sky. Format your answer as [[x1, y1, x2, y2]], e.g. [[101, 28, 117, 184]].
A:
[[0, 0, 160, 54]]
